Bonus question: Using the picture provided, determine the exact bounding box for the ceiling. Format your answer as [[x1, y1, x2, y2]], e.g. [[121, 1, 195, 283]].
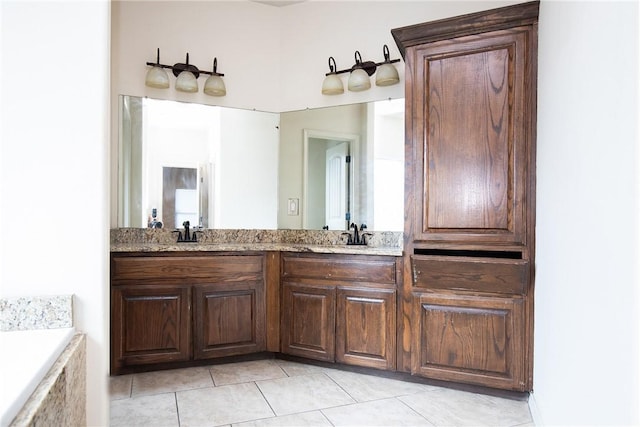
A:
[[251, 1, 306, 7]]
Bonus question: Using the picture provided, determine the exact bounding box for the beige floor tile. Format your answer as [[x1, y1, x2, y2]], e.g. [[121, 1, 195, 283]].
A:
[[177, 382, 274, 426], [110, 392, 178, 427], [109, 374, 133, 400], [256, 373, 355, 416], [232, 410, 333, 427], [132, 366, 214, 397], [399, 387, 532, 426], [324, 369, 436, 402], [274, 359, 332, 377], [322, 397, 434, 426], [210, 359, 287, 386]]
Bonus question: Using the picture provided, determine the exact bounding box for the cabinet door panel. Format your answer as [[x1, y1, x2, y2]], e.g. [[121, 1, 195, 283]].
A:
[[111, 285, 191, 369], [412, 29, 531, 245], [336, 287, 396, 370], [281, 282, 335, 361], [194, 282, 265, 359], [413, 293, 525, 390]]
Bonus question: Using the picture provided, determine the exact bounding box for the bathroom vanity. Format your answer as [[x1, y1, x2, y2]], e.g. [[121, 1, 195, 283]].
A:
[[111, 1, 538, 394], [110, 229, 403, 376]]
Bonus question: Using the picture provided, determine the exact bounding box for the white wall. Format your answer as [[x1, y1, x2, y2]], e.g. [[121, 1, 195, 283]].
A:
[[533, 1, 639, 425], [0, 1, 110, 426]]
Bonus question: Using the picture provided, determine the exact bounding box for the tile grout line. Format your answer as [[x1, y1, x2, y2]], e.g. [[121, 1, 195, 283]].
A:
[[174, 392, 181, 427], [252, 380, 279, 420], [395, 396, 437, 426], [322, 372, 359, 405]]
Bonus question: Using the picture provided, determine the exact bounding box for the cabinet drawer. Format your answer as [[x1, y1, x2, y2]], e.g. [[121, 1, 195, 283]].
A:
[[411, 255, 528, 295], [282, 255, 396, 284], [112, 254, 263, 282]]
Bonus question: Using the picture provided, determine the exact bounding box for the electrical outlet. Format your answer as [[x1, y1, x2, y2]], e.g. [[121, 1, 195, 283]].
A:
[[287, 198, 299, 216]]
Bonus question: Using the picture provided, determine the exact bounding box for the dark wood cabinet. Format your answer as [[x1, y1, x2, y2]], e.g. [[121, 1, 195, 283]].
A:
[[281, 282, 335, 362], [193, 281, 266, 360], [280, 253, 399, 370], [413, 292, 525, 390], [110, 252, 267, 374], [336, 286, 396, 370], [393, 1, 538, 391], [111, 284, 191, 368]]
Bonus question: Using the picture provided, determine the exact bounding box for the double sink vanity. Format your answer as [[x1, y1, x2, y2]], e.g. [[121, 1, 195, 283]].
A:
[[110, 228, 403, 376], [112, 1, 539, 394]]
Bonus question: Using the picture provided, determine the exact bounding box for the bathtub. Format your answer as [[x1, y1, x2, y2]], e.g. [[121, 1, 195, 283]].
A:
[[0, 327, 75, 426]]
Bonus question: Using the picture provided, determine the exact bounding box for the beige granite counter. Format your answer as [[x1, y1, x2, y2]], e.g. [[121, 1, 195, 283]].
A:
[[111, 228, 403, 257]]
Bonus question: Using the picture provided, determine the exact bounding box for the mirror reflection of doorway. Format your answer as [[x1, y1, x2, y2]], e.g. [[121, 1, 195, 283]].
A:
[[162, 167, 198, 229], [325, 142, 349, 230], [303, 130, 359, 231]]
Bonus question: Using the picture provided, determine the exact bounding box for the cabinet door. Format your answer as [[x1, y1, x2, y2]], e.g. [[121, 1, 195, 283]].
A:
[[193, 281, 266, 359], [111, 284, 191, 370], [409, 28, 533, 245], [281, 282, 335, 362], [336, 287, 396, 370], [413, 292, 526, 390]]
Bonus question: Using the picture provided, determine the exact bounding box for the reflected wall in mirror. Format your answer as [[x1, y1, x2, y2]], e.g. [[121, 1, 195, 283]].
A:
[[118, 96, 404, 231], [279, 99, 404, 231], [118, 95, 279, 229]]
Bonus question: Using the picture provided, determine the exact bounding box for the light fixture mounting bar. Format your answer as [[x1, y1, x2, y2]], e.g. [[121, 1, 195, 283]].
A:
[[326, 58, 400, 76], [145, 62, 225, 77], [145, 50, 224, 77]]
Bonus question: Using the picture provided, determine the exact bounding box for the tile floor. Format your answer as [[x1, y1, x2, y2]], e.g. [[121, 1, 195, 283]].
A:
[[110, 359, 533, 426]]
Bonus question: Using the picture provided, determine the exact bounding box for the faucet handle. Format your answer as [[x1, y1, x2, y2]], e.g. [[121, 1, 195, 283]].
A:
[[341, 232, 353, 245], [361, 232, 373, 245]]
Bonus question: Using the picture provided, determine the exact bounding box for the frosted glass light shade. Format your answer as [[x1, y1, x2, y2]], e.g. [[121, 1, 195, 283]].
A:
[[375, 63, 400, 86], [321, 74, 344, 95], [204, 75, 226, 96], [175, 71, 198, 93], [145, 66, 170, 89], [348, 68, 371, 92]]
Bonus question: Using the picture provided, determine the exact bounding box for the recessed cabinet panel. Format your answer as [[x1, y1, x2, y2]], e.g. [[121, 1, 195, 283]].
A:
[[194, 282, 266, 359], [281, 282, 335, 362], [413, 293, 525, 390], [336, 287, 396, 370], [111, 285, 191, 368], [412, 29, 530, 245]]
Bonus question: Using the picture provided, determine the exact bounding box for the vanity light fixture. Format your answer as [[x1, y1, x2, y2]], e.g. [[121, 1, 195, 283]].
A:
[[321, 45, 401, 95], [145, 48, 227, 96], [321, 57, 344, 95], [203, 58, 227, 96]]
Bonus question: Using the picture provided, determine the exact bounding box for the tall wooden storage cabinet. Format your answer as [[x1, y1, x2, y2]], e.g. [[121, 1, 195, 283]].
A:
[[392, 1, 538, 391]]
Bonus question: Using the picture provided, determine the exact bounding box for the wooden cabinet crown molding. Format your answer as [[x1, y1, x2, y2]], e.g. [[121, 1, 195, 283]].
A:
[[392, 1, 539, 58]]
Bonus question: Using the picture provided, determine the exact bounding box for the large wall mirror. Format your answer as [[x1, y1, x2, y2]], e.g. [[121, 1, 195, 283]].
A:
[[118, 95, 403, 231]]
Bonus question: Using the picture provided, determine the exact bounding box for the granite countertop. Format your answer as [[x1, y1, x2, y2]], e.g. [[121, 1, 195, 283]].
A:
[[111, 228, 403, 257]]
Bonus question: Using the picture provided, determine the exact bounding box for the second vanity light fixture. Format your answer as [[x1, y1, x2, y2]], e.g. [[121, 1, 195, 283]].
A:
[[322, 45, 401, 95], [145, 48, 227, 96]]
